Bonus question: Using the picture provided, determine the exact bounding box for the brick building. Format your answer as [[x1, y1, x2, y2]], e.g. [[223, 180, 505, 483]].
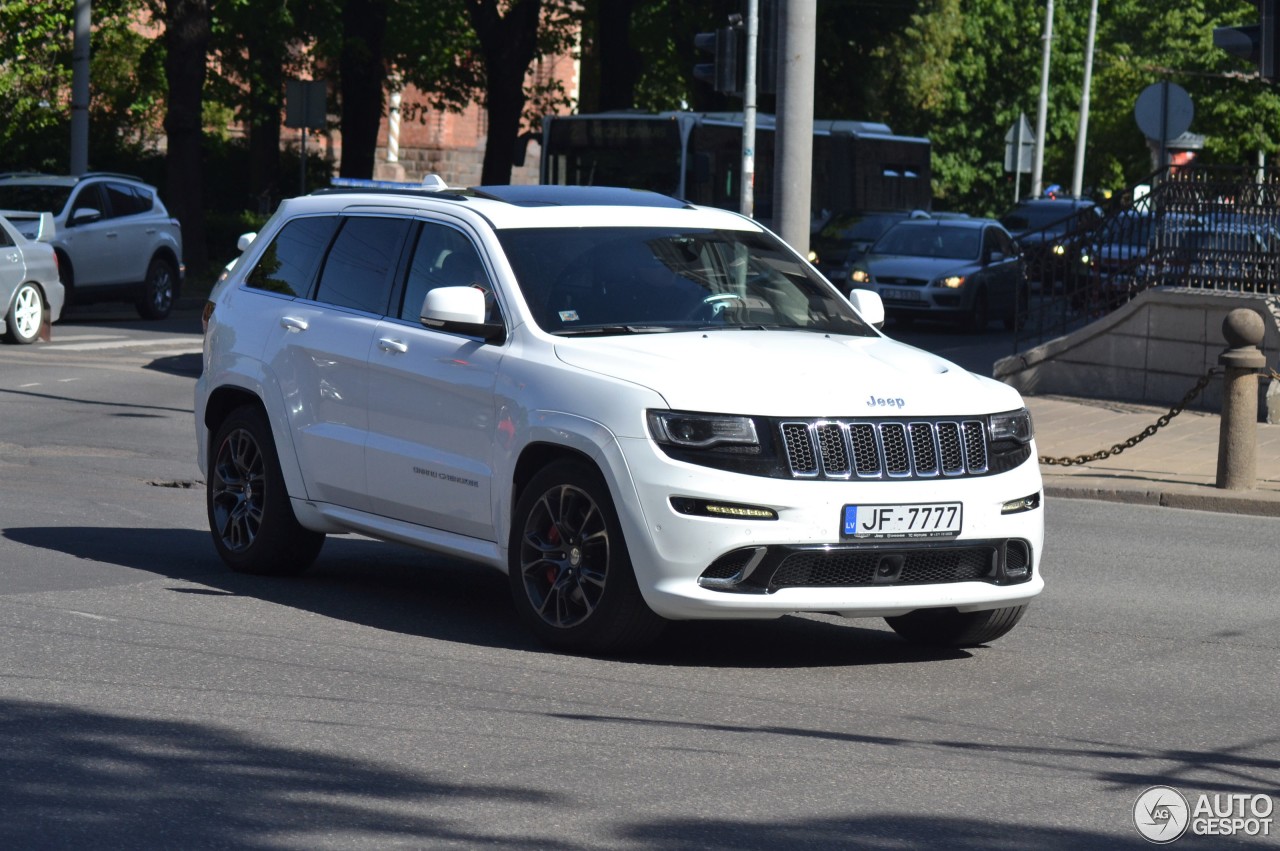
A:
[[366, 51, 580, 187]]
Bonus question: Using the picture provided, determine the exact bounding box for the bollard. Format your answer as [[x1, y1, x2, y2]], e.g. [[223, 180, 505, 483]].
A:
[[1216, 308, 1266, 490]]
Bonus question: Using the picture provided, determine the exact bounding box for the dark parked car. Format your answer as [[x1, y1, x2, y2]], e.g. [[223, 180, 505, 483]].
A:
[[810, 209, 929, 284], [1000, 197, 1101, 293], [846, 218, 1027, 331]]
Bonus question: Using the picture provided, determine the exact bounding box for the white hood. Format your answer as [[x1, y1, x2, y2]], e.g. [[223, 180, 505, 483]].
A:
[[554, 330, 1024, 417]]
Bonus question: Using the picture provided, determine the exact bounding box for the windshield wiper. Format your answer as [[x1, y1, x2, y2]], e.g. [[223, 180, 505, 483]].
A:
[[552, 325, 679, 337]]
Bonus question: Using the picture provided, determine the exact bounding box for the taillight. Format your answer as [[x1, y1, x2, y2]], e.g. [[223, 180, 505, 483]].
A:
[[201, 300, 215, 335]]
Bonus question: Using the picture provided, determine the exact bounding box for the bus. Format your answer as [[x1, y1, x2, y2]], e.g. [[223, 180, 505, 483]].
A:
[[539, 111, 932, 227]]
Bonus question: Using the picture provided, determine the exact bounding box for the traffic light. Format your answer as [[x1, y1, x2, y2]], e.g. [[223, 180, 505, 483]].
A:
[[693, 26, 744, 94], [1213, 0, 1279, 81]]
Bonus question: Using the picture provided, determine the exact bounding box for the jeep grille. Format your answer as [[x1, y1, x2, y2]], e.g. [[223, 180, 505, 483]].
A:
[[780, 418, 989, 479]]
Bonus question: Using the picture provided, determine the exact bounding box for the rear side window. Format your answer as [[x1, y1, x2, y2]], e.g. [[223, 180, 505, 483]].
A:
[[315, 216, 411, 314], [104, 182, 152, 217], [246, 216, 340, 297]]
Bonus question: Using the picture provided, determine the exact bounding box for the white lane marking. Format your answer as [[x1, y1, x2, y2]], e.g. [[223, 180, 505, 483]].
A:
[[65, 610, 117, 622], [44, 336, 201, 352]]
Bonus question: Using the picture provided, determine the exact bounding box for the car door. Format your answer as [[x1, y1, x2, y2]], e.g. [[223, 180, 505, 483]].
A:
[[0, 220, 24, 302], [982, 225, 1019, 314], [255, 213, 409, 510], [101, 182, 153, 283], [364, 219, 504, 540], [60, 183, 120, 287]]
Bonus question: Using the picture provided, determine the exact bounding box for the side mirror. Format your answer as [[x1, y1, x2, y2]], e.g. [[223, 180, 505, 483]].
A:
[[421, 286, 505, 343], [846, 289, 885, 329], [236, 232, 257, 252], [69, 207, 102, 226]]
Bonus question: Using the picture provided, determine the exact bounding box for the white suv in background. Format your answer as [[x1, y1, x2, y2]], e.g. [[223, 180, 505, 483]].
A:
[[0, 172, 184, 319], [195, 180, 1044, 655]]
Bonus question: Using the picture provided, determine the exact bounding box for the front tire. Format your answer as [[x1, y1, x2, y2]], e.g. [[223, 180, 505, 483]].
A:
[[207, 406, 324, 575], [509, 460, 666, 654], [3, 283, 44, 344], [136, 256, 177, 320], [885, 605, 1027, 648], [962, 289, 989, 333]]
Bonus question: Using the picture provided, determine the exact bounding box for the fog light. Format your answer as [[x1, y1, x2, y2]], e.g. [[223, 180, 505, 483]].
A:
[[671, 497, 777, 520], [1001, 492, 1041, 515]]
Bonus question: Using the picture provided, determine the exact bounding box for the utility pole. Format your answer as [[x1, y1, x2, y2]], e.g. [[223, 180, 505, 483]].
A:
[[1031, 0, 1053, 198], [739, 0, 759, 219], [1070, 0, 1098, 198], [70, 0, 91, 175], [775, 0, 816, 254]]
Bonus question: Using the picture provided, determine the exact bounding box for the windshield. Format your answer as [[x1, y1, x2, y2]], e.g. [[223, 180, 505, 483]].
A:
[[871, 223, 982, 260], [496, 226, 875, 337], [0, 184, 72, 216], [1000, 204, 1080, 234]]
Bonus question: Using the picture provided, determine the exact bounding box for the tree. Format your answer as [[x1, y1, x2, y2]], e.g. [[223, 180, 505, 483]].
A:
[[465, 0, 547, 184], [162, 0, 211, 270], [338, 0, 390, 178]]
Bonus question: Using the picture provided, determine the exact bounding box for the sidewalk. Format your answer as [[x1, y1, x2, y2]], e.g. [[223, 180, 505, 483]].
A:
[[1026, 394, 1280, 517]]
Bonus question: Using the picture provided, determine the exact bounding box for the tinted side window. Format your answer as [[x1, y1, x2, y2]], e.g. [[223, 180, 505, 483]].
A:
[[69, 185, 105, 219], [104, 182, 147, 217], [246, 216, 340, 297], [0, 225, 12, 247], [398, 223, 493, 322], [315, 216, 411, 314]]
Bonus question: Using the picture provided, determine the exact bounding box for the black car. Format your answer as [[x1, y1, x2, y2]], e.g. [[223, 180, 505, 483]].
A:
[[810, 209, 929, 284], [999, 197, 1101, 294]]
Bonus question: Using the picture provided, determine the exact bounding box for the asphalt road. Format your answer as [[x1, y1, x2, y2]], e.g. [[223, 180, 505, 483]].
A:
[[0, 309, 1276, 849]]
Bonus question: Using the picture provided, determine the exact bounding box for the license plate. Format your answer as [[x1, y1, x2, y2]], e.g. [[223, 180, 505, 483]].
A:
[[879, 287, 922, 302], [842, 502, 962, 539]]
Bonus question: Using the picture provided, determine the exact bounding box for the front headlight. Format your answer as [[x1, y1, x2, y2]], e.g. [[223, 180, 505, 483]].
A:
[[939, 274, 966, 288], [850, 268, 870, 284], [989, 408, 1034, 444], [648, 411, 759, 450]]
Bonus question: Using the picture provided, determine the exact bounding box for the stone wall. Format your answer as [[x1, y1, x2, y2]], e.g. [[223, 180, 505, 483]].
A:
[[994, 288, 1280, 419]]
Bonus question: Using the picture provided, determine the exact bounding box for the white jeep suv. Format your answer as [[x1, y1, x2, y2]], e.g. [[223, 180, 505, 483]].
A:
[[195, 180, 1044, 654], [0, 172, 184, 319]]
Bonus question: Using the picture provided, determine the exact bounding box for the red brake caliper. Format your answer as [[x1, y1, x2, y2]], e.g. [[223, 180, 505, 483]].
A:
[[546, 524, 561, 585]]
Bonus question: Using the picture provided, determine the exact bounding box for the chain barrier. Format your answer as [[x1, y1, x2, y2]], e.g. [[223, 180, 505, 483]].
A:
[[1038, 366, 1223, 467]]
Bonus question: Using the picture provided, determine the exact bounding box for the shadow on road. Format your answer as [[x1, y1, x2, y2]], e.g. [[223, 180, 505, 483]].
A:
[[5, 525, 968, 669], [0, 698, 570, 850]]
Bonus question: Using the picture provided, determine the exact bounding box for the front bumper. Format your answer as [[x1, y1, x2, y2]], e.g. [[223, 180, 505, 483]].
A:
[[613, 435, 1045, 621]]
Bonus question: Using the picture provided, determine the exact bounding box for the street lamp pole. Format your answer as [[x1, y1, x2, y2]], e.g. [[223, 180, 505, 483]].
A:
[[1031, 0, 1054, 198], [1071, 0, 1099, 198]]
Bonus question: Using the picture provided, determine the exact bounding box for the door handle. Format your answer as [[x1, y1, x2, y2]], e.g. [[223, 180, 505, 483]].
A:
[[378, 338, 408, 354], [280, 316, 309, 332]]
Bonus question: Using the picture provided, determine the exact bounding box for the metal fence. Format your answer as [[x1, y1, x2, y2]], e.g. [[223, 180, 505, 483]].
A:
[[1014, 166, 1280, 350]]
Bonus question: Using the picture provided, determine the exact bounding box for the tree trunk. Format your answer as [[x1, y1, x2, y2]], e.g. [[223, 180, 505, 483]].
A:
[[246, 29, 284, 213], [468, 0, 542, 186], [163, 0, 210, 272], [338, 0, 389, 179], [595, 0, 639, 111]]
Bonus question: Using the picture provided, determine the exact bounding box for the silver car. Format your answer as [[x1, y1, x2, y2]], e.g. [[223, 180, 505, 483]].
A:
[[0, 173, 183, 319], [0, 212, 63, 344]]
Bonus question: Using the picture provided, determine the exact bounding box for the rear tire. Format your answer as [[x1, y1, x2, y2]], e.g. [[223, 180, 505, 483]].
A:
[[207, 406, 324, 575], [3, 283, 44, 344], [136, 256, 177, 320], [509, 460, 666, 654], [885, 605, 1027, 648]]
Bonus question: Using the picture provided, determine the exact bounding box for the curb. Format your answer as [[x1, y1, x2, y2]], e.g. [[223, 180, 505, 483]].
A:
[[1044, 480, 1280, 517]]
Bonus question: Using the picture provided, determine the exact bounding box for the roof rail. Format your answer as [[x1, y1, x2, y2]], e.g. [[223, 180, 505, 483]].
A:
[[329, 175, 453, 192], [79, 171, 148, 183]]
